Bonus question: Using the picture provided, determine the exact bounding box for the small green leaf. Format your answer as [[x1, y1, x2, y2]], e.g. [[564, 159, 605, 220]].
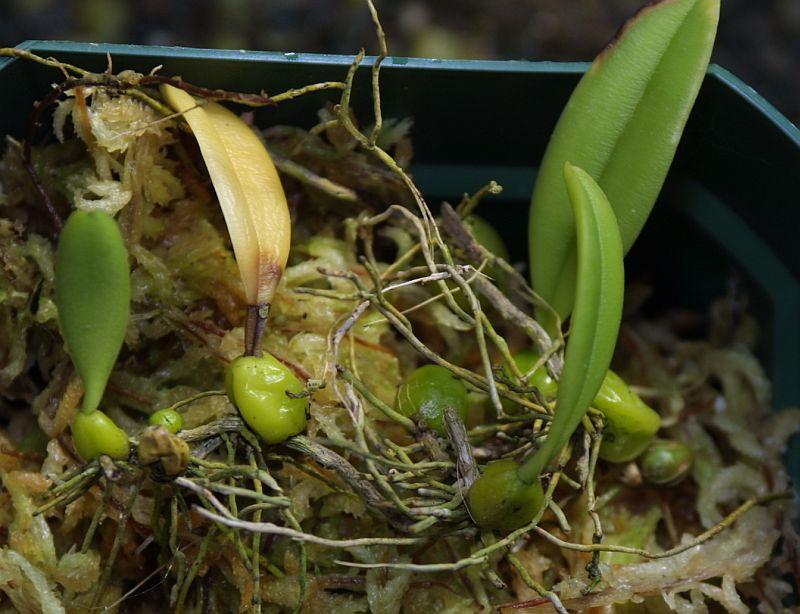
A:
[[529, 0, 719, 322], [55, 210, 130, 413], [518, 164, 624, 483], [71, 410, 130, 460]]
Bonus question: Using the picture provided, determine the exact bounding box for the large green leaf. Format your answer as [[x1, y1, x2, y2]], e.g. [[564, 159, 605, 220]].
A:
[[518, 164, 624, 483], [529, 0, 719, 323]]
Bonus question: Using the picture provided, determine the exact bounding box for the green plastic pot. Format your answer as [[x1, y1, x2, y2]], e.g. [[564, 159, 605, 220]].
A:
[[1, 42, 798, 478]]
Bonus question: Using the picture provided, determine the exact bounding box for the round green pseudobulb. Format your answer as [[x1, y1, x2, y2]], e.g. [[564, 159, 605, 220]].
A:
[[497, 349, 557, 416], [594, 371, 661, 463], [504, 353, 659, 462], [55, 210, 130, 413], [396, 365, 468, 436], [71, 410, 130, 460], [148, 408, 184, 434], [640, 439, 693, 486], [467, 459, 544, 531], [509, 348, 558, 399], [226, 355, 308, 444]]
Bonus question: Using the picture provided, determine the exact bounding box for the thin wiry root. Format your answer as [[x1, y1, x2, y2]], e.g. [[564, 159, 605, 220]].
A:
[[194, 505, 426, 548]]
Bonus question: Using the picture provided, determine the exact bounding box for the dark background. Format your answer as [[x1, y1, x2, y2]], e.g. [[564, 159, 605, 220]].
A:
[[2, 0, 799, 125]]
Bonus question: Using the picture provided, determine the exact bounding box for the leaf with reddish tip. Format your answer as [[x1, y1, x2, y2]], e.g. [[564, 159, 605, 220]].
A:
[[529, 0, 720, 325]]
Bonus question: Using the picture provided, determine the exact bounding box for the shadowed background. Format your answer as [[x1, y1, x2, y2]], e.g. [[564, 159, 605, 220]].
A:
[[2, 0, 798, 125]]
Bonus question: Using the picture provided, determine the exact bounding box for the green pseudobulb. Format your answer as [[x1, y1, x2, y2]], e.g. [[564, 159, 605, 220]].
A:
[[510, 349, 557, 399], [467, 459, 544, 531], [593, 371, 661, 463], [396, 365, 469, 436], [72, 410, 130, 460], [226, 355, 308, 444], [509, 354, 661, 464], [640, 438, 694, 485], [148, 408, 185, 434]]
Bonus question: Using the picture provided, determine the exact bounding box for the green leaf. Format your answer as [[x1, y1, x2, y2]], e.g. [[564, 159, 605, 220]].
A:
[[55, 210, 130, 413], [529, 0, 719, 323], [518, 164, 624, 484]]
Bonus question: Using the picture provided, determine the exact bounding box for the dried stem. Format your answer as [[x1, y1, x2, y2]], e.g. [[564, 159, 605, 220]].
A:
[[244, 303, 270, 356], [444, 407, 479, 489], [284, 435, 414, 531], [440, 203, 563, 377], [270, 150, 359, 202]]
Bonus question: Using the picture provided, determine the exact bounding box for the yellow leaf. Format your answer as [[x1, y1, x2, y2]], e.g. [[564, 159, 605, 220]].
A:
[[161, 85, 290, 308]]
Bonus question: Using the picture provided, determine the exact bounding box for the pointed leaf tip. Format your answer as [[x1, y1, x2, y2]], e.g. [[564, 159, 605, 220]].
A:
[[529, 0, 719, 322]]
